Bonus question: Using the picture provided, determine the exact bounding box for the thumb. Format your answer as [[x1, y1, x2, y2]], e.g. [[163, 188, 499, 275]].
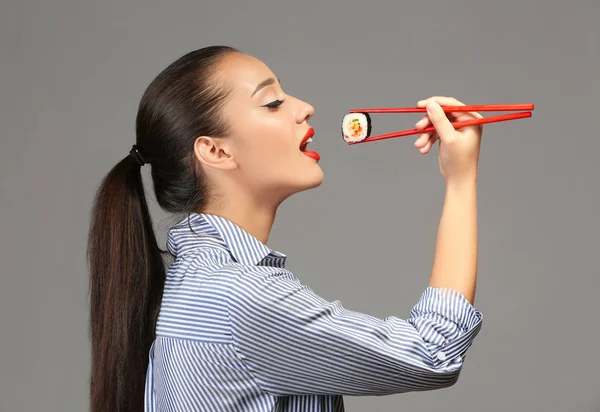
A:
[[426, 101, 455, 140]]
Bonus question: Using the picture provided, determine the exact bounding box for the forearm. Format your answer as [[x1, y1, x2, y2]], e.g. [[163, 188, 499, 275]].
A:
[[229, 269, 482, 397], [428, 177, 478, 304]]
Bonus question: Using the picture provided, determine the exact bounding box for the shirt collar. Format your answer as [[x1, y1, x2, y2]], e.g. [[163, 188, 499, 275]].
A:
[[167, 212, 287, 267]]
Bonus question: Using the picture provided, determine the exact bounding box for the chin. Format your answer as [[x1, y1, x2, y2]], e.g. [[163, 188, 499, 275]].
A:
[[288, 166, 324, 196], [304, 164, 324, 189]]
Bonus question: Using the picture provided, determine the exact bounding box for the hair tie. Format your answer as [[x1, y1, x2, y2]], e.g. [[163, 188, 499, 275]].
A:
[[129, 144, 147, 166]]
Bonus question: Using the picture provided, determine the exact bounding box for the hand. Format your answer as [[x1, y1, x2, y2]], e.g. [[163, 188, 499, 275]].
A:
[[413, 96, 483, 182]]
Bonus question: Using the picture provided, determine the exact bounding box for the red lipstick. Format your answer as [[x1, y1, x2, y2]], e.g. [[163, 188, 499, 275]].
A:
[[300, 128, 320, 161]]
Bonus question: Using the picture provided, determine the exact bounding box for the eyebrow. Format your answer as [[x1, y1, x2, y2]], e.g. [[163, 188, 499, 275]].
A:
[[251, 77, 280, 97]]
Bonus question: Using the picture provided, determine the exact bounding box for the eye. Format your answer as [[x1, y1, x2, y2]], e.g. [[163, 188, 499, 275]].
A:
[[262, 99, 284, 110]]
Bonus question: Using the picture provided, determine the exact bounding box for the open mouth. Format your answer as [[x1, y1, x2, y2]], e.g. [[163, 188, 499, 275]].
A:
[[300, 128, 320, 161], [299, 137, 313, 152]]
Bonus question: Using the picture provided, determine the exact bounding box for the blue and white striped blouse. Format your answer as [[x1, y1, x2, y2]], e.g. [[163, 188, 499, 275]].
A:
[[144, 213, 483, 411]]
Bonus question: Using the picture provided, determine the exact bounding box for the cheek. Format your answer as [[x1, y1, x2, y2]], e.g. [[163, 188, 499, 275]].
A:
[[227, 108, 299, 181], [236, 120, 294, 164], [247, 131, 294, 175]]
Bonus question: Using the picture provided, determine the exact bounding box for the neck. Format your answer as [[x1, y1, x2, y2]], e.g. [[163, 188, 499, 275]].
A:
[[200, 191, 278, 245]]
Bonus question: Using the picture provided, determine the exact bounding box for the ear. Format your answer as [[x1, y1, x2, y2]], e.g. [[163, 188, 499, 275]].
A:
[[193, 136, 237, 171]]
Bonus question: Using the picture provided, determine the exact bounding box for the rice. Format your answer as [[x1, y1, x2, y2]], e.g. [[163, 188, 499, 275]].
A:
[[342, 112, 371, 142]]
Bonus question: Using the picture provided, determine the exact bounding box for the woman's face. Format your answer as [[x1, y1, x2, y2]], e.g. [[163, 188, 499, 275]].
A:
[[196, 52, 323, 205]]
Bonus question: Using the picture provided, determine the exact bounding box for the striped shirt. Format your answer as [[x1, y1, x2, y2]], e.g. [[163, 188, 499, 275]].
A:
[[144, 213, 483, 411]]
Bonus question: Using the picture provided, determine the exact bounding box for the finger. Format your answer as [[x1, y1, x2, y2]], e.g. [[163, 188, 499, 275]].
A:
[[414, 115, 431, 147], [425, 101, 456, 139], [418, 96, 481, 120], [420, 133, 439, 154], [418, 96, 463, 107], [418, 96, 466, 121], [418, 96, 452, 106], [415, 115, 430, 130], [414, 132, 430, 148], [414, 129, 432, 148]]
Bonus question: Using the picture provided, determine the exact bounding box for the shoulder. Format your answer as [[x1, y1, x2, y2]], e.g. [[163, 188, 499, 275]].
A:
[[226, 264, 319, 311], [229, 264, 297, 286]]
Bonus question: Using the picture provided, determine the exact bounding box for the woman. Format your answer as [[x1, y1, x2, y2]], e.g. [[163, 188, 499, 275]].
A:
[[88, 45, 483, 412]]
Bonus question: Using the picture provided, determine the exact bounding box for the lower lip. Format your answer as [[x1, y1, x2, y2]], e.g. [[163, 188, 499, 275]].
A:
[[302, 150, 320, 161]]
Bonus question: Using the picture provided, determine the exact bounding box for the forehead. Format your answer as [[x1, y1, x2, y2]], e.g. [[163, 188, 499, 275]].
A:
[[216, 53, 276, 98]]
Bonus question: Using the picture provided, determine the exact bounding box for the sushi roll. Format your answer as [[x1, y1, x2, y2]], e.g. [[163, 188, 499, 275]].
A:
[[342, 112, 372, 143]]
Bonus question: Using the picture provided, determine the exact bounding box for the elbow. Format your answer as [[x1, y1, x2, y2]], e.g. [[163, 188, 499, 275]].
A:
[[435, 369, 461, 390], [411, 353, 466, 392], [416, 366, 462, 392]]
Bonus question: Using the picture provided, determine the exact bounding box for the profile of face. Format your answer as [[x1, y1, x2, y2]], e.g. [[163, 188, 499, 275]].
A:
[[193, 52, 323, 207]]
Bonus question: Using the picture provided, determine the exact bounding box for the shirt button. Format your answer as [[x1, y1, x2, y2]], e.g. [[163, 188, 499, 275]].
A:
[[437, 352, 447, 361]]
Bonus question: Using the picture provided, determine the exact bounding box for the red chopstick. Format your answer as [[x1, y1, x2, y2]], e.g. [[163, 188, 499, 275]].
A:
[[349, 104, 534, 114], [347, 111, 532, 145]]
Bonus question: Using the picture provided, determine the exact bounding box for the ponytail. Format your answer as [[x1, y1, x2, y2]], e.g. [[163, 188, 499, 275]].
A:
[[87, 154, 166, 412], [86, 44, 239, 411]]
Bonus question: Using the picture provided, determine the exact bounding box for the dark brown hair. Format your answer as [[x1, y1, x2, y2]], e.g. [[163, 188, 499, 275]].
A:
[[87, 45, 238, 412]]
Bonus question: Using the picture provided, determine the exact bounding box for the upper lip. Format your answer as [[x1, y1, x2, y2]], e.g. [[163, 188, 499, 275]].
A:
[[300, 127, 314, 146]]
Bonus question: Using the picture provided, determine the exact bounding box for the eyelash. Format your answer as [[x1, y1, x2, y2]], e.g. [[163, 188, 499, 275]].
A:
[[263, 99, 284, 110]]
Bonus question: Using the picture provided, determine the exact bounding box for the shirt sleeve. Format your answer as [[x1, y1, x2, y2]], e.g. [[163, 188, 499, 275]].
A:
[[226, 267, 483, 397]]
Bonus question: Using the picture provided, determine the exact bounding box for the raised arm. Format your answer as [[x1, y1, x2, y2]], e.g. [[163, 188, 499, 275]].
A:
[[226, 96, 484, 397], [226, 268, 482, 397], [414, 96, 483, 304]]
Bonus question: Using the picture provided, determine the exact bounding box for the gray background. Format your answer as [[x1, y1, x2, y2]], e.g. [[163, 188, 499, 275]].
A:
[[1, 0, 598, 411]]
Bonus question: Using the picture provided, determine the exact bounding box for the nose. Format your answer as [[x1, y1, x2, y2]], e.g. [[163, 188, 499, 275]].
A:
[[295, 98, 314, 124]]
